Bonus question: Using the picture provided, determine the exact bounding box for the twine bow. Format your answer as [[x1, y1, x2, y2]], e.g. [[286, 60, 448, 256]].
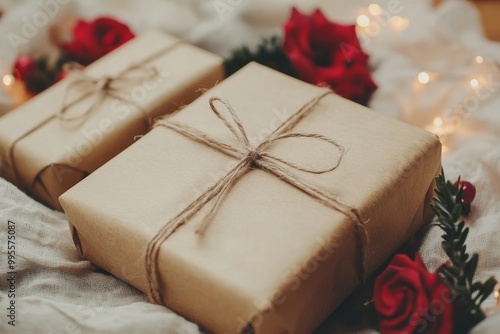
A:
[[145, 93, 368, 304], [56, 62, 158, 123], [8, 62, 158, 192], [6, 41, 181, 202]]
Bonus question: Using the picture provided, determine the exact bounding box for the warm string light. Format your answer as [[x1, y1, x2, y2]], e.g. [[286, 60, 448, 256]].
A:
[[356, 3, 410, 35], [418, 71, 430, 85], [354, 4, 489, 145], [433, 117, 443, 128], [415, 61, 487, 85], [390, 15, 409, 32], [3, 72, 33, 107], [3, 74, 14, 87], [417, 71, 484, 89], [368, 3, 382, 16], [419, 56, 499, 139], [470, 78, 479, 89], [356, 14, 370, 28], [1, 2, 486, 143]]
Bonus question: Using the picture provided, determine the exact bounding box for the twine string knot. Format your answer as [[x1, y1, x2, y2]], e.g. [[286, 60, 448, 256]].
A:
[[56, 61, 157, 122], [144, 93, 369, 305]]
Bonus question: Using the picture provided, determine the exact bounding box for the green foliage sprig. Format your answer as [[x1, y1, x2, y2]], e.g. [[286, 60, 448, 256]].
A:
[[224, 36, 296, 78], [431, 169, 497, 332]]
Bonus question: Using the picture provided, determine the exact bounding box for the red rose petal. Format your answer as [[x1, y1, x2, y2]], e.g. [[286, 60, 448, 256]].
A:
[[374, 254, 454, 334], [13, 55, 37, 82], [61, 16, 134, 66], [282, 7, 376, 105], [284, 8, 312, 58], [285, 50, 316, 83]]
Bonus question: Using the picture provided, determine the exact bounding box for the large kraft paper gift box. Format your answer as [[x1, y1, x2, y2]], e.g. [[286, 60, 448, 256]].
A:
[[59, 63, 441, 334], [0, 30, 223, 210]]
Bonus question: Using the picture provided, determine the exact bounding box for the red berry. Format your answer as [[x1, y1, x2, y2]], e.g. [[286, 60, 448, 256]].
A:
[[13, 55, 37, 82], [456, 181, 476, 205]]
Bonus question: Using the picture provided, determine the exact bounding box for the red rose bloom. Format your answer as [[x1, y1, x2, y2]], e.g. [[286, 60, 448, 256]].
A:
[[62, 17, 135, 66], [374, 254, 454, 334], [283, 8, 377, 105], [13, 55, 37, 82]]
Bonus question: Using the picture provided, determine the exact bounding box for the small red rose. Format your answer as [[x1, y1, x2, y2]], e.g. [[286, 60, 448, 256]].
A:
[[13, 55, 38, 82], [283, 8, 377, 105], [374, 254, 454, 334], [62, 17, 135, 66]]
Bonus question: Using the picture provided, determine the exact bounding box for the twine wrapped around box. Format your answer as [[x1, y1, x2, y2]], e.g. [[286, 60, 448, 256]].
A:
[[7, 47, 172, 195], [146, 93, 369, 304], [0, 30, 224, 210], [60, 63, 441, 334]]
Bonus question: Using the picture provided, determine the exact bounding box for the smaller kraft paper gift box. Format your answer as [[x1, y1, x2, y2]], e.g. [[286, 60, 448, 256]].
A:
[[60, 63, 441, 334], [0, 30, 224, 210]]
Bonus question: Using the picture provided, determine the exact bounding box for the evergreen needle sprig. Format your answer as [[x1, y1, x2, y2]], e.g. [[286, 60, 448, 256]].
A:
[[224, 36, 296, 78], [431, 168, 497, 332]]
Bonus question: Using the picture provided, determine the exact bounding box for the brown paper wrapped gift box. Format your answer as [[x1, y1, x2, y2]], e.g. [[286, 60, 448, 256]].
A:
[[0, 30, 224, 210], [60, 63, 441, 334]]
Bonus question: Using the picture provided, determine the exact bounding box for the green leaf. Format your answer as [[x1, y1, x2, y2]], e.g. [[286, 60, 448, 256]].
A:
[[451, 204, 463, 223], [442, 233, 453, 242], [471, 282, 483, 292], [433, 201, 451, 220], [54, 52, 73, 73], [476, 277, 498, 305], [464, 254, 478, 282], [456, 186, 464, 205], [451, 176, 460, 195], [36, 56, 48, 72], [431, 169, 490, 323], [457, 221, 465, 233], [439, 265, 459, 285], [442, 241, 455, 259], [224, 36, 297, 78], [460, 252, 469, 263], [458, 227, 469, 247]]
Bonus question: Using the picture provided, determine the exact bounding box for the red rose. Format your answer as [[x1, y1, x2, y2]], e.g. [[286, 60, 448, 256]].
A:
[[374, 254, 454, 334], [283, 8, 377, 105], [62, 17, 135, 66], [13, 55, 38, 82]]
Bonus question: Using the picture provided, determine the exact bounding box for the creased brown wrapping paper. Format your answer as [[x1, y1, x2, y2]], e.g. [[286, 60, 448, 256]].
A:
[[0, 30, 224, 210], [60, 63, 441, 334]]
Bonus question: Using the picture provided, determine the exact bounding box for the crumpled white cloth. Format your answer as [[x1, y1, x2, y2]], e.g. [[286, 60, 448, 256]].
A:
[[1, 0, 500, 333], [0, 177, 199, 334]]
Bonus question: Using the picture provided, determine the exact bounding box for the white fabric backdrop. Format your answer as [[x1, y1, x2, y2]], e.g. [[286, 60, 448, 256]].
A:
[[0, 0, 500, 333]]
